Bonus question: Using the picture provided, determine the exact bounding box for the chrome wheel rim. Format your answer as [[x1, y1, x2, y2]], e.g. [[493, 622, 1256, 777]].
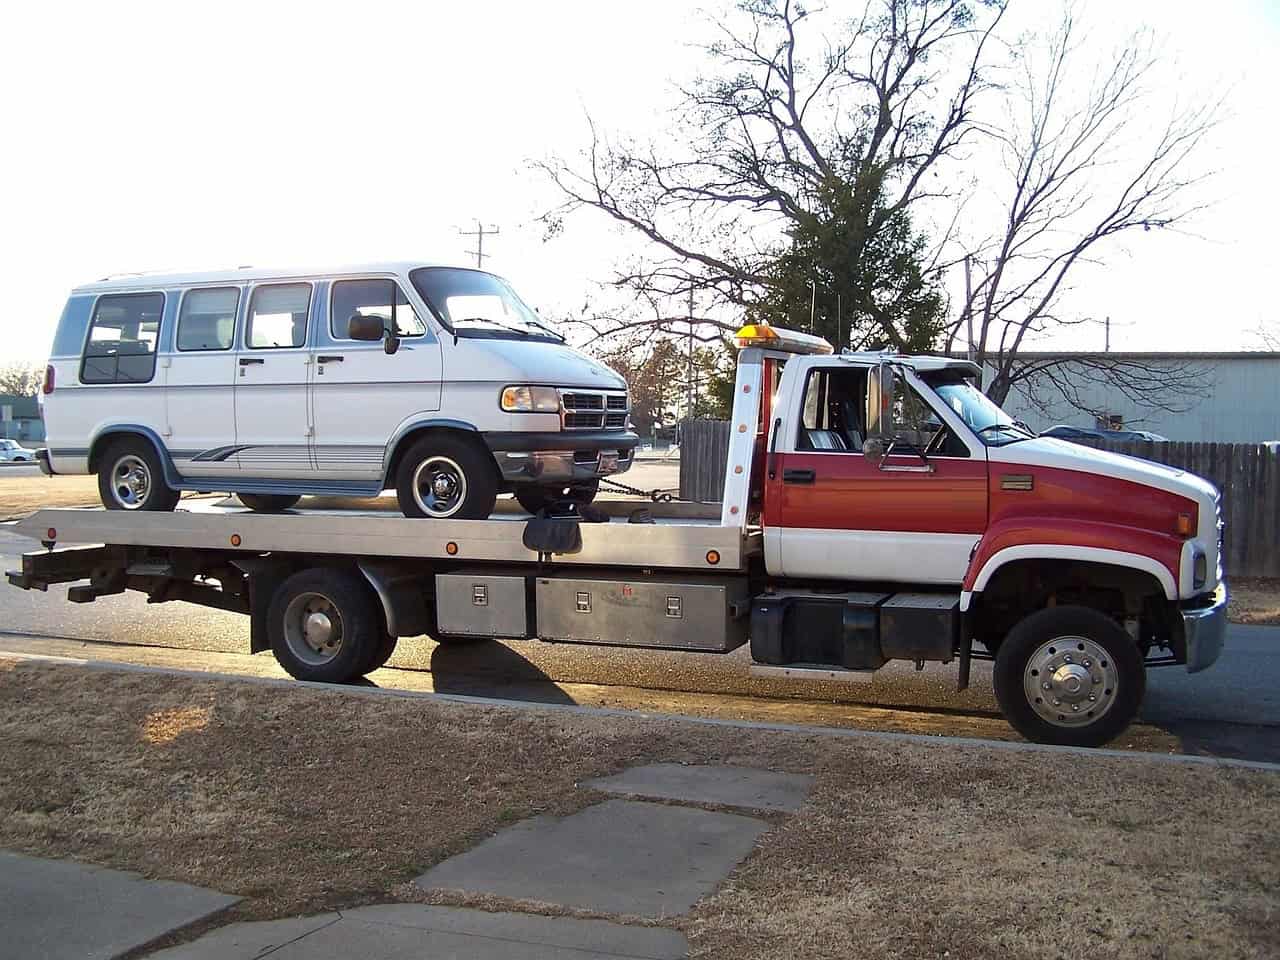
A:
[[111, 454, 152, 509], [283, 592, 344, 666], [1023, 635, 1120, 728], [412, 455, 466, 517]]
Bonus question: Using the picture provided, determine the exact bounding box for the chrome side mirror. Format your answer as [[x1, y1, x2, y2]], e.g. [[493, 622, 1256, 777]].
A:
[[864, 361, 896, 457]]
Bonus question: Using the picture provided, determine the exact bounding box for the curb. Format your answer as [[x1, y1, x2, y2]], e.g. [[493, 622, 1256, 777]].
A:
[[5, 649, 1280, 773]]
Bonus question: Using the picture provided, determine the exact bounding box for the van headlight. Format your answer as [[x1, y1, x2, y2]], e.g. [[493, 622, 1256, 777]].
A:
[[500, 385, 560, 413]]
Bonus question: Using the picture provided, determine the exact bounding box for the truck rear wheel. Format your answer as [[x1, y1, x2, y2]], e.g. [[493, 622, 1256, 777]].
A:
[[238, 493, 301, 512], [268, 568, 383, 683], [395, 434, 498, 520], [97, 438, 180, 512], [993, 605, 1145, 748]]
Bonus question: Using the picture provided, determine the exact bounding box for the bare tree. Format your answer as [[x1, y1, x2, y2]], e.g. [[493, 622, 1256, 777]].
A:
[[945, 8, 1220, 411], [0, 363, 43, 397], [537, 0, 1007, 347]]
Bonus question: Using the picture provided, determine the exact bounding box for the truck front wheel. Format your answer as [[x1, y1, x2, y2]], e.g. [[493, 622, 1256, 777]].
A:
[[268, 568, 383, 683], [993, 605, 1145, 748]]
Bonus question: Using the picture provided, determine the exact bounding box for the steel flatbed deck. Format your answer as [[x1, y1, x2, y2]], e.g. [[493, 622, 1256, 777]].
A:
[[14, 501, 759, 573]]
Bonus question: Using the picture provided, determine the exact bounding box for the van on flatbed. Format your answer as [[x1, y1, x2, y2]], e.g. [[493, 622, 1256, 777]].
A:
[[8, 324, 1228, 747]]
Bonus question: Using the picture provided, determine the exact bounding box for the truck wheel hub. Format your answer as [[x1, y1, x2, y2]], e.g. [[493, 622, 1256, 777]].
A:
[[1023, 635, 1118, 728], [283, 592, 344, 664]]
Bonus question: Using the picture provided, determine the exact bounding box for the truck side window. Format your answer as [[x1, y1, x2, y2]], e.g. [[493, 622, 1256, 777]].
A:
[[177, 287, 239, 351], [797, 368, 867, 452], [81, 292, 164, 384], [330, 279, 426, 340], [894, 384, 968, 458], [246, 283, 311, 349]]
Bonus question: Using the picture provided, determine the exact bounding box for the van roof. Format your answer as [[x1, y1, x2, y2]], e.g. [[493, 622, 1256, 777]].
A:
[[72, 262, 473, 294]]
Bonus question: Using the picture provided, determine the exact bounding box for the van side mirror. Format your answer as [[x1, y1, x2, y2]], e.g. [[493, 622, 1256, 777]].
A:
[[348, 313, 401, 355], [348, 313, 384, 341], [864, 361, 896, 455]]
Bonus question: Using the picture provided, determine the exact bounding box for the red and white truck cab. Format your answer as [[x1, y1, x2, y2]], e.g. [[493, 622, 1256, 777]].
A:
[[6, 323, 1227, 748]]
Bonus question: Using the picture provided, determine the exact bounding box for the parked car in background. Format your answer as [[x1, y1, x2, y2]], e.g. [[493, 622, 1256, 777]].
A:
[[38, 263, 638, 518], [0, 439, 36, 462], [1041, 424, 1168, 443]]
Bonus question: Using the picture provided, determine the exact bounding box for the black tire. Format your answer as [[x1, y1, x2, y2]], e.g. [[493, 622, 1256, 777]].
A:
[[365, 632, 398, 672], [238, 493, 302, 512], [513, 480, 600, 514], [96, 438, 181, 512], [395, 434, 498, 519], [993, 605, 1145, 748], [268, 567, 383, 683]]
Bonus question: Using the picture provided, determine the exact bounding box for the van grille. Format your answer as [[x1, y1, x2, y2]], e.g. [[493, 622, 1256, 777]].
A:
[[560, 390, 629, 430]]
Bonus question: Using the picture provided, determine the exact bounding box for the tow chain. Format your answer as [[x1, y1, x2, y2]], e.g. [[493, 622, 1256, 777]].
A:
[[598, 476, 682, 503]]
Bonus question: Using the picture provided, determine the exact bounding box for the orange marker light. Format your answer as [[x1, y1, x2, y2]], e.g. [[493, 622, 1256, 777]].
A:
[[230, 534, 242, 547], [1176, 514, 1193, 536], [46, 528, 56, 540], [446, 541, 459, 555], [706, 550, 721, 565]]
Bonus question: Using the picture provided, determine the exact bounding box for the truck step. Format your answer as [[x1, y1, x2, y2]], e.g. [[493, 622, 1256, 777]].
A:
[[749, 663, 877, 682]]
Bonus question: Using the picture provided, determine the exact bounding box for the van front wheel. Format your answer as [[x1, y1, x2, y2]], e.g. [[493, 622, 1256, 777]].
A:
[[97, 439, 180, 512], [395, 435, 498, 520]]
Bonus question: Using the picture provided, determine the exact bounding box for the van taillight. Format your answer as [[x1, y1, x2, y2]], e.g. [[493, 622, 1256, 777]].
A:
[[42, 365, 54, 394]]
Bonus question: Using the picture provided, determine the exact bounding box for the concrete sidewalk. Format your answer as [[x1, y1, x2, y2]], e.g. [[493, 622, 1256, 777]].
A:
[[5, 764, 813, 959]]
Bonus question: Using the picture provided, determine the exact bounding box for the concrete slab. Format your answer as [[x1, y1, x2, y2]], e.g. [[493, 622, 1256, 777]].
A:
[[587, 763, 814, 812], [145, 914, 340, 959], [415, 798, 767, 916], [0, 850, 239, 960], [147, 904, 687, 959]]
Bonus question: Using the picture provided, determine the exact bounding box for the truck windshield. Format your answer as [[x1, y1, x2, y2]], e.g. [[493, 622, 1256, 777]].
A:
[[928, 377, 1035, 446], [409, 267, 562, 341]]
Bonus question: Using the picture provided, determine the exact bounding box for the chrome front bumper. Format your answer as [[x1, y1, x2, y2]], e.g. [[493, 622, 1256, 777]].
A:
[[1181, 583, 1228, 673], [493, 448, 634, 484]]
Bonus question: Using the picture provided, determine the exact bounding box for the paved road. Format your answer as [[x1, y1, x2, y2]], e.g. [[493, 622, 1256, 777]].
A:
[[0, 463, 41, 479], [2, 525, 1277, 760]]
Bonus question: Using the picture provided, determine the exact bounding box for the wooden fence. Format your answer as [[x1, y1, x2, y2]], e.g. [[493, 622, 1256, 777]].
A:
[[678, 419, 1280, 577]]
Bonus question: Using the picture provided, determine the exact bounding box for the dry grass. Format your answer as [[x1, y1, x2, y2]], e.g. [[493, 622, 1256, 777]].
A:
[[0, 660, 1277, 959], [1229, 578, 1280, 625], [0, 473, 215, 519]]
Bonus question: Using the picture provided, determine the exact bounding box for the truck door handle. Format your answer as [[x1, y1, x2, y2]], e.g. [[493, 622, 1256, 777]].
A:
[[782, 468, 815, 484], [238, 357, 264, 366], [317, 355, 344, 363]]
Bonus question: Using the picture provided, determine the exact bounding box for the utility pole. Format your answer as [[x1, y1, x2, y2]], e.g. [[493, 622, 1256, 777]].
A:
[[458, 220, 500, 268], [1104, 315, 1111, 352], [687, 288, 695, 420], [836, 292, 842, 351], [808, 280, 816, 334]]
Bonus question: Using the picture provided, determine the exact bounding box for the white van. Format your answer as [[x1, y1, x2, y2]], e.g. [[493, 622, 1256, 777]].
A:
[[38, 263, 637, 518]]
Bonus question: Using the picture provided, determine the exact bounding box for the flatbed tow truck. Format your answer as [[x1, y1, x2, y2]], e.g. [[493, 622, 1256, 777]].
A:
[[7, 324, 1228, 747]]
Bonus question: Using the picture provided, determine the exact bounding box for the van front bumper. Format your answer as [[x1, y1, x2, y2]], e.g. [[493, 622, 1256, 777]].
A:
[[486, 430, 639, 484], [1181, 583, 1228, 673]]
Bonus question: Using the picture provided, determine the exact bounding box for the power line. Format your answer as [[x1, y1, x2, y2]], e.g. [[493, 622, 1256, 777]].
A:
[[458, 220, 500, 268]]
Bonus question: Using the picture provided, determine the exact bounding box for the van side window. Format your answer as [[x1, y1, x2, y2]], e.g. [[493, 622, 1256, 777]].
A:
[[246, 283, 310, 349], [81, 292, 164, 384], [177, 287, 239, 351], [330, 279, 426, 340]]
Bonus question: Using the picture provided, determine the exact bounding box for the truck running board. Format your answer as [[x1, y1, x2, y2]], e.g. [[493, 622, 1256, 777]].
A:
[[749, 664, 877, 682]]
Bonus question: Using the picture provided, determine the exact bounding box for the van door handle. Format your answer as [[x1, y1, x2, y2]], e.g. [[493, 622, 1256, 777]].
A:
[[316, 355, 344, 363], [238, 357, 264, 366], [782, 468, 816, 484]]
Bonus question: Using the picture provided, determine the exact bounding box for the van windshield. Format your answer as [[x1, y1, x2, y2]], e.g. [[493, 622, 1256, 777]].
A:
[[409, 268, 561, 341]]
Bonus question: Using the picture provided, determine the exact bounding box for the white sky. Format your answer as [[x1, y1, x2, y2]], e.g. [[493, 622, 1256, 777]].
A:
[[1, 0, 1275, 364]]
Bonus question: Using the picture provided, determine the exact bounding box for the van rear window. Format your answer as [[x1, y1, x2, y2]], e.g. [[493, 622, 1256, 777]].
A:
[[81, 292, 164, 384]]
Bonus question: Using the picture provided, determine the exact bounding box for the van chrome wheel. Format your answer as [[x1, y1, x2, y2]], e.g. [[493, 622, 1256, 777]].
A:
[[1022, 635, 1120, 728], [283, 591, 344, 666], [411, 455, 467, 518], [110, 454, 152, 509]]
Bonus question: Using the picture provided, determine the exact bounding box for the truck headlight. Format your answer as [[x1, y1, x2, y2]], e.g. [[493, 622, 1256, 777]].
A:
[[1192, 545, 1207, 590], [500, 385, 560, 413]]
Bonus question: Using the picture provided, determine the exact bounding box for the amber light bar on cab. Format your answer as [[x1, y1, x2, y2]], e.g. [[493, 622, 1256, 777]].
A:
[[733, 322, 833, 355]]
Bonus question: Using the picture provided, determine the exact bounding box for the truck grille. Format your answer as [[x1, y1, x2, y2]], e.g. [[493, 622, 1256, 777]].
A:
[[561, 390, 629, 430]]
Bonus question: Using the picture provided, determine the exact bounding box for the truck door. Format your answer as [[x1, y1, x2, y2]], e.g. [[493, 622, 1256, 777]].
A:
[[310, 277, 442, 481], [765, 363, 987, 584], [232, 282, 315, 478]]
